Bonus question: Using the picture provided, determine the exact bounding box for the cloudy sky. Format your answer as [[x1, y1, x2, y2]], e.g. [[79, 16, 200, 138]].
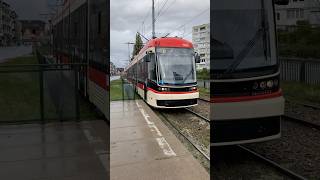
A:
[[4, 0, 55, 20], [111, 0, 210, 68]]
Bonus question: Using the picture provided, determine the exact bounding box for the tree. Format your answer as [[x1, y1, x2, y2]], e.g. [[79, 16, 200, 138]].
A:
[[132, 33, 144, 59]]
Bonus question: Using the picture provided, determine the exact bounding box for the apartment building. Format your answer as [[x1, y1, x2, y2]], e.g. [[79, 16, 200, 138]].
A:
[[0, 0, 18, 46], [192, 23, 210, 70], [275, 0, 320, 29]]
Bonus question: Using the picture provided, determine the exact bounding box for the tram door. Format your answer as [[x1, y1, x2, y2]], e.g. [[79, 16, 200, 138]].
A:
[[143, 58, 148, 101]]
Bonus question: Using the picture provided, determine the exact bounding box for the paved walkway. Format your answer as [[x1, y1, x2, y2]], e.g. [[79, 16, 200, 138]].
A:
[[0, 120, 108, 180], [110, 100, 209, 180]]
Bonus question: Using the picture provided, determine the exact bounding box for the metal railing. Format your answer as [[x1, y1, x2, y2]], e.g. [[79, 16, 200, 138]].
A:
[[0, 51, 92, 124], [197, 80, 210, 89], [280, 58, 320, 84]]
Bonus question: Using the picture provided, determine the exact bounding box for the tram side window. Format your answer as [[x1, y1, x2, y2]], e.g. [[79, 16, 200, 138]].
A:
[[137, 62, 142, 82], [148, 54, 157, 82]]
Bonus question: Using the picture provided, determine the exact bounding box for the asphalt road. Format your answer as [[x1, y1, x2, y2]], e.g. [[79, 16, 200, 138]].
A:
[[0, 46, 32, 63]]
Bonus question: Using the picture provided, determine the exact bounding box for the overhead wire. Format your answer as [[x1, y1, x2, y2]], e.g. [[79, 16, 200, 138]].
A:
[[167, 7, 209, 37]]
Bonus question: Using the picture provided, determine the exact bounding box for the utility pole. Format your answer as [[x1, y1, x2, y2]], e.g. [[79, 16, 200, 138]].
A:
[[152, 0, 155, 39], [125, 42, 134, 62]]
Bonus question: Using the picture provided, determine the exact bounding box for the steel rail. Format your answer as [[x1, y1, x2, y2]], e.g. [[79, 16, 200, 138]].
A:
[[158, 111, 210, 161], [238, 145, 307, 180], [184, 108, 210, 123], [283, 115, 320, 131]]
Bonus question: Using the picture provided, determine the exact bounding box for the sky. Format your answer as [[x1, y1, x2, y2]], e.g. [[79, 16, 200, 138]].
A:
[[111, 0, 210, 68], [3, 0, 54, 21]]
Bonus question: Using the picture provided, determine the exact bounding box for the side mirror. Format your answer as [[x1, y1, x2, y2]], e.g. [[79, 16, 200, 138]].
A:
[[195, 53, 201, 63], [274, 0, 289, 5]]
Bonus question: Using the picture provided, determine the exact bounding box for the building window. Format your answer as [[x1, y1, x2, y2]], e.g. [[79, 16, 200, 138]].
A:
[[277, 13, 280, 20], [200, 27, 206, 31], [287, 8, 304, 19], [300, 9, 304, 18]]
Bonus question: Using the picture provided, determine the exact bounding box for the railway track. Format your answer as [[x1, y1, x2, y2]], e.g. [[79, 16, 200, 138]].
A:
[[198, 98, 210, 103], [157, 108, 210, 161], [283, 115, 320, 131], [284, 100, 320, 131], [184, 108, 210, 122], [238, 145, 308, 180], [287, 100, 320, 110]]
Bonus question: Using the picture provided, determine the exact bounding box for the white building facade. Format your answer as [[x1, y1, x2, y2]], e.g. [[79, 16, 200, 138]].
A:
[[192, 23, 210, 70], [0, 0, 18, 46], [275, 0, 320, 29]]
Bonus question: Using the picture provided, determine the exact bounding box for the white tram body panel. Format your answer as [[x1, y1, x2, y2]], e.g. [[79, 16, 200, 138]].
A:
[[212, 96, 284, 120], [136, 85, 199, 108]]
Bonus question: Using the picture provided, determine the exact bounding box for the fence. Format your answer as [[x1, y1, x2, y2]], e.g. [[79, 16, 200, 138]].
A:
[[197, 80, 210, 89], [0, 52, 95, 124], [280, 58, 320, 84]]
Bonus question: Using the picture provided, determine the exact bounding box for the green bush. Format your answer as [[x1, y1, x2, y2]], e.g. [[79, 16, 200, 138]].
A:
[[278, 22, 320, 58], [197, 68, 209, 80]]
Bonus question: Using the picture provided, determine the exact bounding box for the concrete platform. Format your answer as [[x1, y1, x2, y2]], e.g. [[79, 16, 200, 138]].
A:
[[110, 100, 209, 180], [0, 120, 108, 180]]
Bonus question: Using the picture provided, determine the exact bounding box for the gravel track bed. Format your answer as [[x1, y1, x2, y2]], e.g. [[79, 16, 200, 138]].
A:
[[285, 101, 320, 126], [158, 109, 210, 156], [188, 100, 210, 119], [246, 119, 320, 179], [192, 101, 320, 179], [212, 146, 291, 179]]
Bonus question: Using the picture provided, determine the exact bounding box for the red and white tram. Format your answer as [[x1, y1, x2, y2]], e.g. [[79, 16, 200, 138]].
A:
[[211, 0, 288, 145], [125, 37, 199, 108], [52, 0, 109, 119]]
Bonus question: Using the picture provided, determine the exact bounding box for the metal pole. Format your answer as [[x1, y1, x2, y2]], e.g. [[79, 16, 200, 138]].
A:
[[127, 43, 130, 62], [122, 78, 124, 101], [152, 0, 155, 38], [75, 65, 80, 121], [39, 53, 45, 123]]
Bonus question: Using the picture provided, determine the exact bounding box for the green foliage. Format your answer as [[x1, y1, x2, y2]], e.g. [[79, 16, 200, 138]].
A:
[[197, 68, 209, 80], [282, 81, 320, 105], [132, 33, 144, 59], [278, 22, 320, 58]]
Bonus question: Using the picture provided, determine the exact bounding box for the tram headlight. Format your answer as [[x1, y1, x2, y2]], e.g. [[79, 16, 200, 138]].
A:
[[252, 77, 280, 92], [159, 87, 169, 91], [190, 87, 197, 91], [260, 81, 267, 89], [266, 80, 274, 88], [253, 82, 259, 90]]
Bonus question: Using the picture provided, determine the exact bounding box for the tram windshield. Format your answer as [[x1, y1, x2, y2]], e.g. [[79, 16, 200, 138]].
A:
[[157, 48, 196, 85], [212, 0, 278, 79]]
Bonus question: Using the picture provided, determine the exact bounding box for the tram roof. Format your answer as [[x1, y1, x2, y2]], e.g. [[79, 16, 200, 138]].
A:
[[125, 37, 194, 71], [138, 37, 193, 55]]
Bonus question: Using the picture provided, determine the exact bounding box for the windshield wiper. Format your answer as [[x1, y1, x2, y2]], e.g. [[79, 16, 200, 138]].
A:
[[182, 69, 194, 83], [223, 28, 264, 75], [261, 0, 271, 62], [222, 0, 269, 75]]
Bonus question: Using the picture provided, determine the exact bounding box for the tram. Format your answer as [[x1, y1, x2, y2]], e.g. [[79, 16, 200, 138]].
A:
[[52, 0, 109, 119], [125, 37, 199, 108], [211, 0, 288, 145]]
